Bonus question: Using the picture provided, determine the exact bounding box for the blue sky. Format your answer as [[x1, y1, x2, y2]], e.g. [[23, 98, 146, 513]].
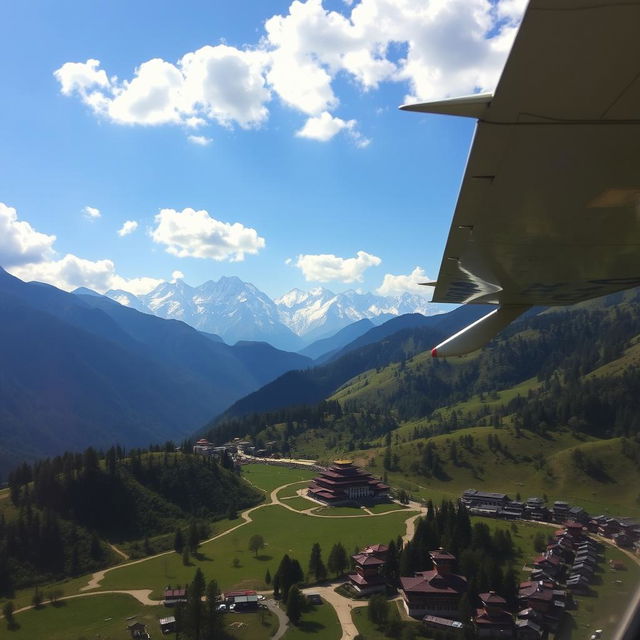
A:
[[0, 0, 524, 299]]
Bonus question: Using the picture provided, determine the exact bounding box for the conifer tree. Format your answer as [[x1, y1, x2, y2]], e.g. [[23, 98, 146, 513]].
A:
[[286, 584, 305, 625], [174, 528, 185, 553]]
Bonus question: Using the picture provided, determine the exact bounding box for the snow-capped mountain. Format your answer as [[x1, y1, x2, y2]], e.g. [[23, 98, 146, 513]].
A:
[[105, 277, 438, 350], [275, 287, 437, 341], [106, 276, 302, 351]]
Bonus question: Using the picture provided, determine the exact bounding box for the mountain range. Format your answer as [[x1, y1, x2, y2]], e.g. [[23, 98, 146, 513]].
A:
[[0, 267, 310, 475], [104, 277, 438, 351]]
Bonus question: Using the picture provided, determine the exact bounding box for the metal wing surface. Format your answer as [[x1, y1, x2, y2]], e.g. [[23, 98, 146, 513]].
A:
[[404, 0, 640, 308]]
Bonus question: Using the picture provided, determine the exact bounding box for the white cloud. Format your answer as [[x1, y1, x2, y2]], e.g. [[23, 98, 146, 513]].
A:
[[54, 59, 110, 98], [1, 203, 161, 295], [376, 266, 433, 296], [296, 111, 353, 141], [0, 202, 56, 267], [171, 270, 185, 282], [188, 134, 213, 146], [83, 206, 101, 219], [8, 254, 163, 295], [117, 220, 138, 237], [295, 250, 381, 282], [150, 207, 265, 262], [54, 1, 525, 143]]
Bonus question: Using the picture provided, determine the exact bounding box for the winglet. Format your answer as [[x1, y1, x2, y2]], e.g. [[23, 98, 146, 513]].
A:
[[400, 92, 492, 119]]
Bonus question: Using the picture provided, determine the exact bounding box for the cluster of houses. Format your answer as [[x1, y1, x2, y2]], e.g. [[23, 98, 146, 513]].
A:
[[193, 437, 286, 460], [461, 489, 640, 552], [354, 516, 613, 639]]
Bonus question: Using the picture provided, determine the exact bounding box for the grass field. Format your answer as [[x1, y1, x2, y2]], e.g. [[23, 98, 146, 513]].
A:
[[311, 505, 369, 516], [352, 426, 640, 519], [366, 502, 408, 514], [241, 465, 316, 493], [225, 610, 279, 639], [281, 598, 341, 640], [4, 593, 279, 640], [4, 593, 159, 639], [560, 544, 640, 640], [277, 481, 312, 499], [281, 496, 317, 511], [99, 504, 413, 597]]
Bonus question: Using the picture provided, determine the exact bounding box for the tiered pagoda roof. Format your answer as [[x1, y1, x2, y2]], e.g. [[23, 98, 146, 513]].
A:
[[308, 460, 389, 504]]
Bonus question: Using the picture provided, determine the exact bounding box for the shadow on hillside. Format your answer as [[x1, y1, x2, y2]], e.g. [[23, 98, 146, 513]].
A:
[[295, 620, 325, 634]]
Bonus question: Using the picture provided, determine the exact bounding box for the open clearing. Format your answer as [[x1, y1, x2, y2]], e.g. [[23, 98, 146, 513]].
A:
[[242, 465, 316, 493], [281, 598, 341, 640], [3, 593, 158, 639], [99, 504, 413, 597]]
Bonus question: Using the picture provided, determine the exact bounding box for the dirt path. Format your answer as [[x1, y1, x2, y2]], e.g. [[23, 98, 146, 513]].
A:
[[301, 583, 368, 640], [1, 589, 158, 621], [81, 500, 269, 591], [266, 598, 289, 640], [270, 485, 422, 524], [78, 481, 422, 598], [109, 543, 130, 561]]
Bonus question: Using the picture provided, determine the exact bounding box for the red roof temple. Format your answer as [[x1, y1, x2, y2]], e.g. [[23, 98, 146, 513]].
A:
[[307, 460, 389, 505]]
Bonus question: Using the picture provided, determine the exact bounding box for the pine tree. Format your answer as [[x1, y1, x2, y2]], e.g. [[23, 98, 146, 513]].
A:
[[174, 528, 185, 553], [265, 569, 271, 585], [202, 579, 221, 640], [308, 543, 323, 581], [286, 584, 304, 625], [327, 542, 348, 577]]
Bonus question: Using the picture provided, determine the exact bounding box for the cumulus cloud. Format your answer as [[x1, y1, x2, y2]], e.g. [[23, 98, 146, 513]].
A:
[[54, 1, 525, 144], [83, 206, 101, 219], [376, 266, 433, 296], [0, 202, 56, 267], [117, 220, 138, 237], [171, 270, 185, 282], [1, 203, 161, 295], [296, 111, 351, 141], [295, 250, 381, 282], [188, 134, 213, 146], [8, 254, 163, 295], [150, 207, 265, 262]]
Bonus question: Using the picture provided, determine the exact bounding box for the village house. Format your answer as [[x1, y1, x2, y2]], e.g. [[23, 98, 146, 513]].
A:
[[308, 460, 389, 505], [159, 616, 176, 634], [473, 591, 514, 638], [127, 621, 150, 639], [163, 586, 187, 606], [516, 618, 544, 640], [461, 489, 511, 509], [349, 551, 387, 594], [400, 549, 468, 618]]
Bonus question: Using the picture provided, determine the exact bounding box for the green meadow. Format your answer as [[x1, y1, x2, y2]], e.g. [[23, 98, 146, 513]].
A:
[[241, 464, 316, 493], [99, 504, 414, 597], [281, 598, 341, 640], [3, 593, 158, 640]]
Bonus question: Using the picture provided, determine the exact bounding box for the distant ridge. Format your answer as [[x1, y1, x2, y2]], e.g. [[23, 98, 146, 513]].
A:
[[104, 277, 441, 349], [0, 268, 310, 474]]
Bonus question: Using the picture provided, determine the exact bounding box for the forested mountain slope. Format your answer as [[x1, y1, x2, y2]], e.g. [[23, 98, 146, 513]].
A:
[[0, 268, 309, 475], [209, 304, 490, 425], [1, 447, 261, 596], [209, 288, 640, 455]]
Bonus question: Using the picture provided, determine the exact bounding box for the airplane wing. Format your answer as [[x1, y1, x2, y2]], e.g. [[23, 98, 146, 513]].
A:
[[402, 0, 640, 356]]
